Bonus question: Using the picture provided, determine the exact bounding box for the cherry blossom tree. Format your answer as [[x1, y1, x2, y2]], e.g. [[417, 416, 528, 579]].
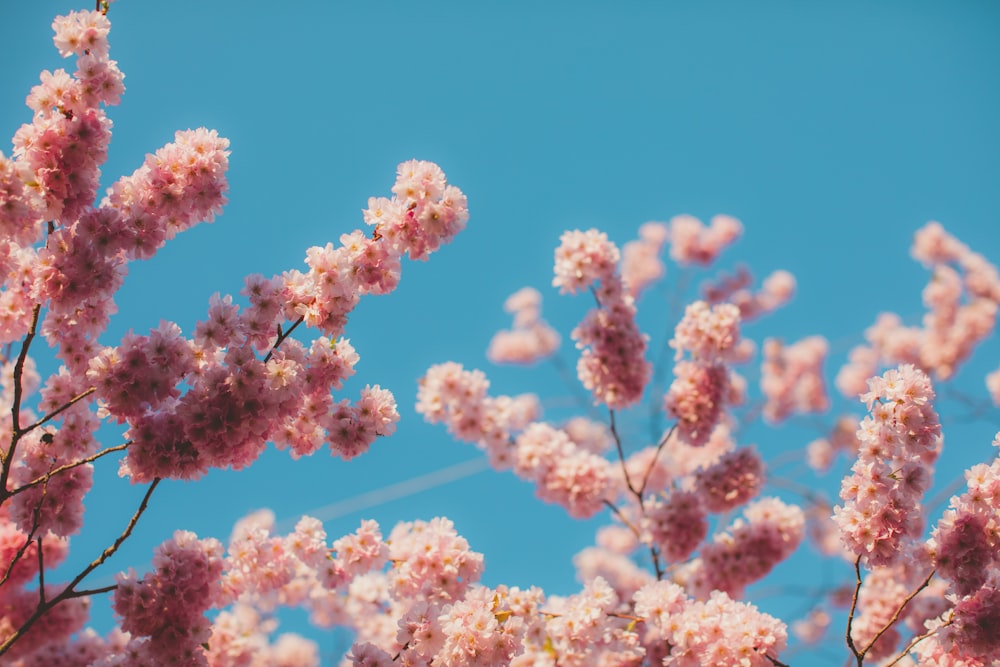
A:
[[1, 4, 998, 666]]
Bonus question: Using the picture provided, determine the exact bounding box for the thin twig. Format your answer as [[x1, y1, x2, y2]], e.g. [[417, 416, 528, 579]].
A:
[[859, 568, 936, 659], [845, 556, 863, 665], [602, 499, 663, 580], [609, 409, 641, 503], [638, 422, 677, 496], [883, 616, 950, 667], [0, 467, 47, 589], [66, 584, 117, 598], [22, 388, 96, 435], [8, 443, 130, 499], [263, 316, 304, 363], [2, 305, 41, 481], [36, 537, 45, 605]]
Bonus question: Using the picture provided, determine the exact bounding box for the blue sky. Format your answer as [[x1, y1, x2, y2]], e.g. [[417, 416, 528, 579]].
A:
[[3, 1, 1000, 663]]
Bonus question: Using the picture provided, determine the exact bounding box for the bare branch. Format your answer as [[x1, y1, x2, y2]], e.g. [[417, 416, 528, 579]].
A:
[[8, 443, 130, 499], [859, 569, 936, 660], [0, 478, 160, 657], [638, 422, 677, 497], [845, 556, 863, 665], [22, 387, 96, 435], [1, 305, 42, 486], [263, 315, 304, 363]]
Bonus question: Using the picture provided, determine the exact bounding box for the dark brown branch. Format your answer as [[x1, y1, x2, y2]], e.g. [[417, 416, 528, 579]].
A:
[[0, 466, 47, 589], [609, 409, 642, 504], [36, 537, 45, 605], [845, 556, 863, 665], [2, 305, 42, 487], [0, 478, 160, 657], [859, 569, 936, 660], [65, 583, 117, 598], [603, 499, 663, 580], [638, 422, 677, 496], [8, 443, 130, 499], [263, 316, 304, 363], [883, 615, 950, 667], [23, 387, 96, 435]]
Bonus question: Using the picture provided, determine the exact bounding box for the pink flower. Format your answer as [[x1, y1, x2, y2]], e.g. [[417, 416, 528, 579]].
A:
[[552, 229, 619, 294], [666, 213, 742, 266], [760, 335, 830, 424]]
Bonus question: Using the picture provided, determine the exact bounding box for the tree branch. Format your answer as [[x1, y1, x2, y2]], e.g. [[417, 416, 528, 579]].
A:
[[845, 556, 863, 665], [7, 443, 130, 500], [0, 478, 160, 657], [859, 569, 936, 660], [22, 387, 96, 436]]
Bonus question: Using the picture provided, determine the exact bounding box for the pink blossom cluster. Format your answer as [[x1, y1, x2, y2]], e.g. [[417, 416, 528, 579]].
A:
[[836, 222, 1000, 392], [760, 335, 830, 424], [694, 446, 765, 513], [363, 159, 469, 262], [641, 490, 708, 563], [553, 230, 651, 409], [487, 287, 561, 365], [0, 586, 89, 662], [416, 362, 539, 467], [417, 367, 612, 517], [926, 446, 1000, 596], [285, 161, 466, 339], [665, 214, 742, 266], [6, 430, 93, 537], [87, 162, 458, 482], [9, 10, 122, 227], [682, 497, 805, 599], [203, 604, 319, 667], [115, 317, 398, 481], [633, 580, 787, 666], [834, 365, 942, 567], [514, 423, 614, 519], [987, 366, 1000, 406], [664, 302, 741, 447], [702, 266, 796, 322], [620, 221, 668, 299], [111, 530, 224, 665], [918, 575, 1000, 665], [573, 546, 654, 604], [526, 577, 641, 666], [670, 301, 741, 363], [386, 517, 484, 603], [0, 505, 68, 588], [848, 561, 916, 660], [552, 229, 620, 294], [805, 415, 861, 474]]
